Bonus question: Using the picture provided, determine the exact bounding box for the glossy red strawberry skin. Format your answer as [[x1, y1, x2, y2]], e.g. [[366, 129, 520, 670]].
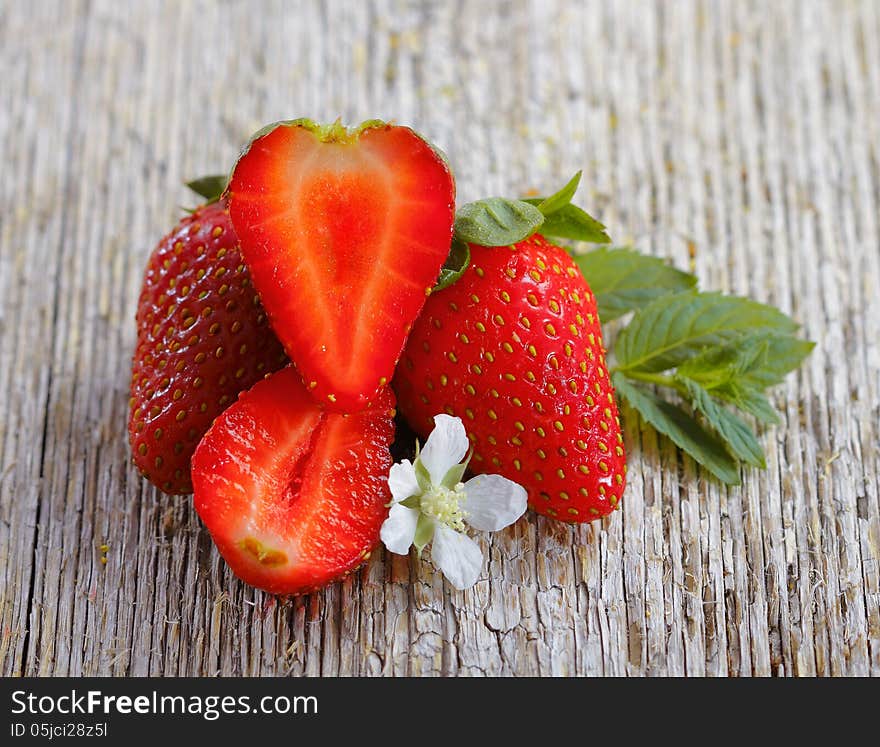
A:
[[394, 234, 626, 522], [192, 366, 395, 595], [228, 119, 455, 413], [129, 200, 287, 494]]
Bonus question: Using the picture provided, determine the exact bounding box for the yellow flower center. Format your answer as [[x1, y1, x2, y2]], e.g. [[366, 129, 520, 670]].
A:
[[421, 483, 467, 532]]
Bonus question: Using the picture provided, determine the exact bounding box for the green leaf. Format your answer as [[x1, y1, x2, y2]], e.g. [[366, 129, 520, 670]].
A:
[[413, 514, 435, 555], [730, 388, 780, 425], [683, 381, 766, 468], [454, 198, 544, 246], [675, 339, 755, 391], [613, 374, 742, 485], [433, 237, 471, 291], [678, 375, 781, 425], [675, 333, 812, 424], [735, 335, 815, 390], [615, 292, 799, 374], [523, 199, 610, 243], [535, 171, 582, 215], [186, 174, 227, 203], [572, 247, 697, 321], [678, 333, 814, 391]]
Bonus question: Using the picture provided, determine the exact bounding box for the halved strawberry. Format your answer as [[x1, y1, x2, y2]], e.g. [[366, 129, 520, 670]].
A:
[[227, 119, 455, 412], [192, 365, 395, 595]]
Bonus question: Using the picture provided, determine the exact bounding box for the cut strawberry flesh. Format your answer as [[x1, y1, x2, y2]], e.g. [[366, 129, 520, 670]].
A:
[[192, 365, 395, 595], [228, 120, 455, 412]]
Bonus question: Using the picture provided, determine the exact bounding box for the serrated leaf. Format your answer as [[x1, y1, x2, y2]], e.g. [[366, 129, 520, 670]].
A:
[[523, 198, 610, 243], [730, 387, 780, 425], [413, 514, 435, 554], [186, 174, 227, 203], [676, 375, 781, 425], [615, 292, 799, 374], [675, 332, 812, 424], [433, 236, 471, 291], [675, 341, 750, 391], [683, 381, 766, 468], [613, 374, 742, 485], [678, 333, 814, 391], [739, 335, 815, 389], [572, 247, 697, 321], [454, 198, 544, 246], [535, 171, 582, 215]]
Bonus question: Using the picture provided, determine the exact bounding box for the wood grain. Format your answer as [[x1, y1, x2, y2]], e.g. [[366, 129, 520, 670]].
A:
[[1, 0, 878, 676]]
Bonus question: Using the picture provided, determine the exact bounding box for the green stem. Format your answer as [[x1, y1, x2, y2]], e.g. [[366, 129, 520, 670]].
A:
[[611, 368, 681, 390]]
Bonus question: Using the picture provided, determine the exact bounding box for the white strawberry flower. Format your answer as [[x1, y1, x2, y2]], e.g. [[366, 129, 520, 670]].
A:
[[380, 414, 527, 590]]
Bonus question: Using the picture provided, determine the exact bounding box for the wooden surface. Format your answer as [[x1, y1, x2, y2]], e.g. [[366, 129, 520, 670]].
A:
[[1, 0, 879, 677]]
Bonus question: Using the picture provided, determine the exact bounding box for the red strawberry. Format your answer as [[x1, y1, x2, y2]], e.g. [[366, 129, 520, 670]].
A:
[[227, 118, 455, 412], [192, 366, 395, 595], [129, 199, 287, 494], [394, 234, 626, 522]]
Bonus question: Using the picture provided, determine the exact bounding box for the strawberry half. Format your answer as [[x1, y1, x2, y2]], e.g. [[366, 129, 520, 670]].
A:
[[228, 119, 455, 412], [192, 365, 395, 595], [394, 234, 626, 522], [129, 199, 286, 494]]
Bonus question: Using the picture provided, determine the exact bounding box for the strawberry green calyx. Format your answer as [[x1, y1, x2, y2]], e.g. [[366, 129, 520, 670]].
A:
[[185, 174, 227, 206], [532, 170, 582, 214], [450, 170, 610, 256], [434, 236, 471, 291], [434, 171, 608, 293], [454, 198, 544, 246], [186, 174, 227, 202], [522, 170, 611, 244]]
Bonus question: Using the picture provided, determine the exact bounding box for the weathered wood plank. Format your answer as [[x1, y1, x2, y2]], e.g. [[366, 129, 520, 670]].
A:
[[0, 0, 878, 677]]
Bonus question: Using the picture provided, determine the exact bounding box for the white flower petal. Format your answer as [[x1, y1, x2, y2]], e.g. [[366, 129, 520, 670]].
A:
[[380, 504, 419, 555], [420, 414, 469, 484], [388, 459, 420, 503], [431, 524, 483, 590], [462, 474, 528, 532]]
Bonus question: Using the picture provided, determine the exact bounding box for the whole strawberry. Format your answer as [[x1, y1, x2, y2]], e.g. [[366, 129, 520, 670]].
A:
[[129, 198, 286, 494], [394, 233, 626, 522]]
